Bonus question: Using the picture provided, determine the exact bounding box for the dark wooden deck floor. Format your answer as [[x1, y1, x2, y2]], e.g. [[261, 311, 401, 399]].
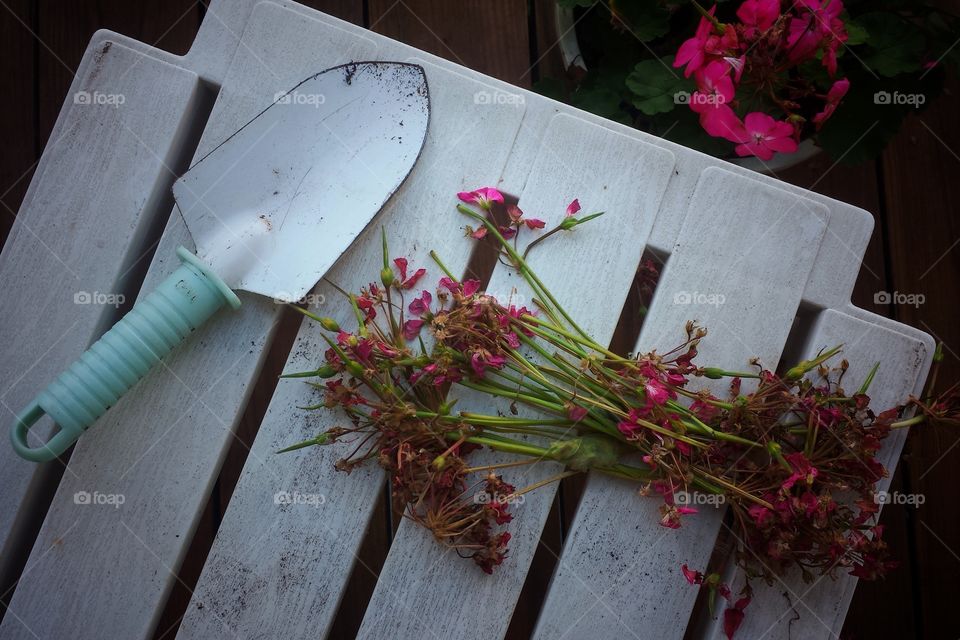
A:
[[0, 2, 957, 638]]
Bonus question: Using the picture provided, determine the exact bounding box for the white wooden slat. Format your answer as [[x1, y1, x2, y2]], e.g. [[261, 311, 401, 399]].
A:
[[175, 56, 529, 640], [356, 112, 676, 640], [0, 13, 379, 640], [183, 0, 262, 85], [533, 167, 830, 639], [502, 93, 878, 310], [640, 144, 873, 309], [704, 308, 932, 640], [0, 36, 204, 591]]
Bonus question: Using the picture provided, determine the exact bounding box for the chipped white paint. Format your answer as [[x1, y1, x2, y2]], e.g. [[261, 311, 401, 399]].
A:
[[0, 2, 933, 640]]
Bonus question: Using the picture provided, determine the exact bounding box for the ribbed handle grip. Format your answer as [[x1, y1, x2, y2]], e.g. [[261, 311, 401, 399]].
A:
[[10, 247, 241, 462]]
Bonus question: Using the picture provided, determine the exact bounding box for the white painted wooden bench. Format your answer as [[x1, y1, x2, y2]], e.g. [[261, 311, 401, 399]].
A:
[[0, 2, 933, 639]]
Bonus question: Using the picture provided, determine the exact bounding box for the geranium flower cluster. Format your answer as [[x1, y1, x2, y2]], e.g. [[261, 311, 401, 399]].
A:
[[675, 0, 851, 160], [281, 187, 956, 637]]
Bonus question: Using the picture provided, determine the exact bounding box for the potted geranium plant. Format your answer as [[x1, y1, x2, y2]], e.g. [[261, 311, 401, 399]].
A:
[[538, 0, 958, 169]]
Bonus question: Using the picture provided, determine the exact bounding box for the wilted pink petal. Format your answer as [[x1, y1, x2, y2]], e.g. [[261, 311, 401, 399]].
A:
[[506, 204, 524, 222], [393, 257, 408, 281], [462, 279, 481, 297], [645, 378, 671, 405], [723, 607, 745, 639], [524, 218, 546, 230], [470, 226, 488, 239], [566, 198, 581, 217], [400, 267, 427, 290], [681, 564, 703, 585], [402, 319, 424, 340], [439, 276, 458, 293], [408, 290, 432, 316]]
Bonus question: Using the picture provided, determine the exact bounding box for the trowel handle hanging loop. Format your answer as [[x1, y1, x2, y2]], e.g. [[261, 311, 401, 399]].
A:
[[10, 247, 240, 462]]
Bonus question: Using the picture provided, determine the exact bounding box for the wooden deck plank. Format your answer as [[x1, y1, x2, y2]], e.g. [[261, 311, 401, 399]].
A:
[[356, 112, 676, 640], [533, 167, 830, 639], [368, 0, 532, 87], [175, 10, 529, 638], [0, 35, 206, 626], [0, 8, 378, 639], [702, 308, 930, 640], [0, 0, 36, 248], [881, 82, 960, 638]]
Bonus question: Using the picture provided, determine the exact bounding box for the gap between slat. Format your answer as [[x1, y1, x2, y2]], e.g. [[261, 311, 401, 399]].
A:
[[0, 75, 219, 627], [326, 195, 520, 638]]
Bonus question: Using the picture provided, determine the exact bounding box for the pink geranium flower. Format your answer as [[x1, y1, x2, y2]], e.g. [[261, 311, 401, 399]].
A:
[[733, 112, 798, 160], [698, 104, 747, 142], [457, 187, 504, 210], [736, 0, 780, 36], [691, 60, 735, 112], [674, 8, 716, 77], [813, 78, 849, 127]]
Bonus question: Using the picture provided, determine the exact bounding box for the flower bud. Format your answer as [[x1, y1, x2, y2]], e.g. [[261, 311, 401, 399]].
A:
[[380, 266, 395, 288], [318, 317, 340, 332], [315, 364, 338, 378]]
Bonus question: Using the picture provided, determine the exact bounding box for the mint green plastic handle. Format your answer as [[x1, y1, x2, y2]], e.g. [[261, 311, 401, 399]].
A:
[[10, 246, 241, 462]]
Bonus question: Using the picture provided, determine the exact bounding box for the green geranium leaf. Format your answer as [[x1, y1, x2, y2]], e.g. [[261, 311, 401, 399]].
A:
[[626, 57, 689, 116], [856, 12, 924, 77], [571, 84, 623, 118], [843, 17, 869, 47]]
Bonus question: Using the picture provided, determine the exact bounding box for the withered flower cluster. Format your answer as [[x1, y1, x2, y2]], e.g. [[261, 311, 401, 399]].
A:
[[281, 187, 956, 637]]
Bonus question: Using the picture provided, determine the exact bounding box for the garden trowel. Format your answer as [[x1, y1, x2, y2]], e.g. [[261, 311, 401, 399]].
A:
[[11, 61, 430, 461]]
